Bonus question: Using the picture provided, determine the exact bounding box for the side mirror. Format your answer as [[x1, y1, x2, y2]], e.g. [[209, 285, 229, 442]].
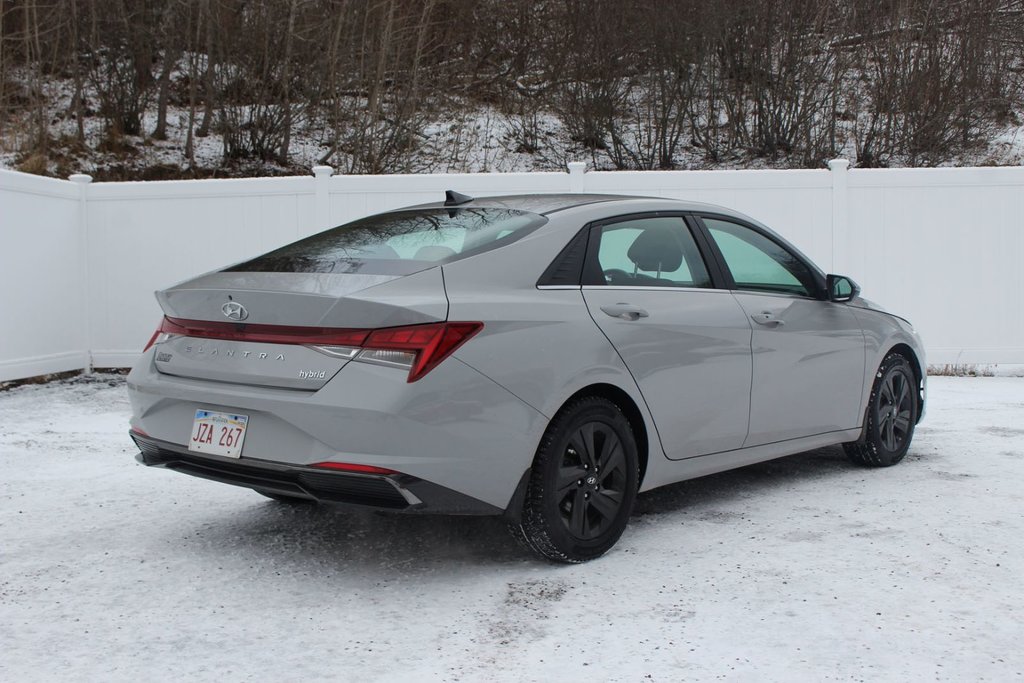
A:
[[826, 274, 860, 302]]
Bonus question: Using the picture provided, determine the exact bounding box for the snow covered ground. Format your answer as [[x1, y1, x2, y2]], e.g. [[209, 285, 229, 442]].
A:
[[1, 374, 1022, 681]]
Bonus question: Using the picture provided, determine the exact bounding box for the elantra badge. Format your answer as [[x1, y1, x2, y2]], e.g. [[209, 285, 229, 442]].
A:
[[222, 301, 248, 321]]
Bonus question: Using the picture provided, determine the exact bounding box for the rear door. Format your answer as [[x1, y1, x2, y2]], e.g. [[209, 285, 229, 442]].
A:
[[580, 214, 753, 460], [697, 215, 866, 445]]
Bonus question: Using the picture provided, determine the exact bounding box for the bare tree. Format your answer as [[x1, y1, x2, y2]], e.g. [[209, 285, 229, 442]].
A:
[[3, 0, 1023, 176], [151, 2, 185, 140]]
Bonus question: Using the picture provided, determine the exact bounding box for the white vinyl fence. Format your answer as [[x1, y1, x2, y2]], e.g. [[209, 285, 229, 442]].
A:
[[1, 162, 1022, 382]]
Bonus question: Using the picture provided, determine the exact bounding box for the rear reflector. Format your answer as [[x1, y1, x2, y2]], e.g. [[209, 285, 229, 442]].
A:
[[312, 461, 398, 475], [143, 317, 483, 382]]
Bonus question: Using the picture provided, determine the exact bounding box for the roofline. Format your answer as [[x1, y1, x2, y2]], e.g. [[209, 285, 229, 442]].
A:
[[398, 193, 667, 216], [393, 192, 770, 223]]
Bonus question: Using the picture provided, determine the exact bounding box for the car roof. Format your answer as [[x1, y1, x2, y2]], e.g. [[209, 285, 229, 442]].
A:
[[414, 191, 745, 213], [400, 192, 761, 219], [397, 193, 624, 215]]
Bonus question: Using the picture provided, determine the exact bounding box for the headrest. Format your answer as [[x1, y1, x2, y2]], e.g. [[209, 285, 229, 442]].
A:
[[414, 245, 457, 261], [627, 229, 683, 272], [359, 243, 400, 259]]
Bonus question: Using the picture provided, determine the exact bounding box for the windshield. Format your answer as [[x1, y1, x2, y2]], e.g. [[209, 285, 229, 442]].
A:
[[226, 207, 547, 275]]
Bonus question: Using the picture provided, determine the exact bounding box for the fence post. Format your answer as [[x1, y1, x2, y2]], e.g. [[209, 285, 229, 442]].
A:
[[567, 161, 586, 193], [68, 173, 93, 371], [827, 158, 850, 275], [312, 165, 334, 231]]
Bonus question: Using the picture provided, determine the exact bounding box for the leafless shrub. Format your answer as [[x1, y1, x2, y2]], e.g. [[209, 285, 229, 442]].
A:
[[844, 0, 1019, 167], [1, 0, 1022, 176]]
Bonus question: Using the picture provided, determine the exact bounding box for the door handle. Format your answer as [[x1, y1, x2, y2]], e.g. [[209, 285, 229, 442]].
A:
[[750, 311, 785, 327], [601, 303, 649, 321]]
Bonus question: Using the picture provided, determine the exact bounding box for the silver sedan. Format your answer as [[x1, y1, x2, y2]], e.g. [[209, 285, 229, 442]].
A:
[[127, 192, 925, 563]]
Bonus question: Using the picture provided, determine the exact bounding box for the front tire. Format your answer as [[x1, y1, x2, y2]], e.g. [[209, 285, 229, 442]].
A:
[[510, 396, 639, 563], [844, 353, 919, 467]]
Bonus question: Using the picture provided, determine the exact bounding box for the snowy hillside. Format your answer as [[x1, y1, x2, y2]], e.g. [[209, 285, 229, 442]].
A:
[[3, 82, 1024, 180], [4, 1, 1024, 180]]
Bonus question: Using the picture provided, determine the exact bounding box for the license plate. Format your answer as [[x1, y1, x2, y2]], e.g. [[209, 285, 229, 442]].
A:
[[188, 409, 248, 457]]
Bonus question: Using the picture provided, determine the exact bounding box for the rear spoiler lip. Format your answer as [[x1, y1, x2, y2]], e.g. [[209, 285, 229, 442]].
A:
[[154, 267, 448, 329]]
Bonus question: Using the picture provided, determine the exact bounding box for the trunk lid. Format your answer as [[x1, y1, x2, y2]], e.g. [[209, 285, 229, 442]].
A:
[[151, 268, 448, 390]]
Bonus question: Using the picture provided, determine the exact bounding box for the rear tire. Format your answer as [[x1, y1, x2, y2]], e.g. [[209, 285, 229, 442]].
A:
[[509, 396, 639, 563], [844, 353, 918, 467], [255, 489, 316, 504]]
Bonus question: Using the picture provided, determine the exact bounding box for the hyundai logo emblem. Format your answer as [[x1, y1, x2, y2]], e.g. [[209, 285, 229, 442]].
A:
[[221, 301, 248, 321]]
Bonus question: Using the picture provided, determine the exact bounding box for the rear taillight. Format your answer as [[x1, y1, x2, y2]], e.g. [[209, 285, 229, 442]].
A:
[[311, 461, 398, 475], [143, 330, 161, 352], [146, 316, 483, 382], [142, 321, 179, 352], [345, 322, 483, 382], [155, 317, 371, 346]]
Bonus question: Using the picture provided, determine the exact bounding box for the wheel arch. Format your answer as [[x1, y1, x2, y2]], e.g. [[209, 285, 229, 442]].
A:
[[557, 383, 651, 486], [886, 342, 925, 422]]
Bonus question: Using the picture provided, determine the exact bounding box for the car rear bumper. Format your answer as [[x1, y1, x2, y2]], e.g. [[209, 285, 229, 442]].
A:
[[127, 350, 547, 511], [131, 431, 504, 514]]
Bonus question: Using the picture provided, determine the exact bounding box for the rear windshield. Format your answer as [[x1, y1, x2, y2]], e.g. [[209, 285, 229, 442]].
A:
[[226, 207, 547, 275]]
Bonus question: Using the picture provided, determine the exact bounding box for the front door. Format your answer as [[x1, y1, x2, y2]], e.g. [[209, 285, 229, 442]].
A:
[[581, 215, 753, 459], [700, 216, 866, 446]]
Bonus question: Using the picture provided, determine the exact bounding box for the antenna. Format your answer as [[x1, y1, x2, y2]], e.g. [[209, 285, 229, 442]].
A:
[[444, 190, 474, 206]]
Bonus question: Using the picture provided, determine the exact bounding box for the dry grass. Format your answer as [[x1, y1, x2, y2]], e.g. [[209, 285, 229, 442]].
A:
[[15, 152, 48, 175], [0, 370, 83, 392], [927, 363, 995, 377]]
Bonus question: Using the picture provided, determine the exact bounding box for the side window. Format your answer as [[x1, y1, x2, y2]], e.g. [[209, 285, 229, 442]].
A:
[[703, 218, 816, 297], [593, 216, 711, 288]]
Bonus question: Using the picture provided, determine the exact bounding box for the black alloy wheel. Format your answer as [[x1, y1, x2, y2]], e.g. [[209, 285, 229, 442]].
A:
[[510, 396, 639, 563], [877, 366, 913, 452], [844, 352, 919, 467], [557, 422, 630, 540]]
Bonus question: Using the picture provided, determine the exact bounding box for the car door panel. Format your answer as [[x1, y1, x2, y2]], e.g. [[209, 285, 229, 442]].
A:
[[578, 214, 753, 461], [698, 215, 867, 446], [584, 287, 753, 458], [730, 292, 865, 445]]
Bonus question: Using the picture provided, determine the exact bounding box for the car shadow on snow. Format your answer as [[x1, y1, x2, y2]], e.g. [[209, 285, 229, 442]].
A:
[[633, 444, 855, 517], [176, 444, 868, 570], [183, 500, 530, 572]]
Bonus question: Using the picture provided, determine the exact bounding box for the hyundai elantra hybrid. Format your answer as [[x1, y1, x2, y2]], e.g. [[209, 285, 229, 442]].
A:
[[128, 191, 925, 562]]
